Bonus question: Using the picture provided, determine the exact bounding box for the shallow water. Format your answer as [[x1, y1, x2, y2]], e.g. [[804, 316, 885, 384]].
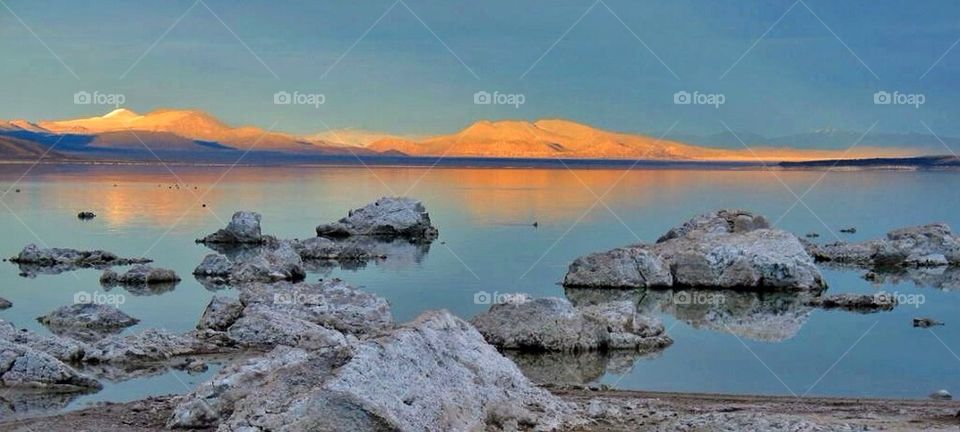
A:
[[1, 163, 958, 413]]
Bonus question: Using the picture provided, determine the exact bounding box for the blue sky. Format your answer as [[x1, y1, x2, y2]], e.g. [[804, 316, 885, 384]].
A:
[[2, 0, 959, 138]]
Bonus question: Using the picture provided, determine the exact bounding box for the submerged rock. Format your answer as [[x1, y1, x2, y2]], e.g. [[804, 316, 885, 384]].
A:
[[316, 197, 439, 241], [9, 244, 151, 276], [0, 297, 10, 310], [37, 303, 139, 331], [0, 339, 101, 390], [913, 317, 944, 328], [565, 210, 825, 291], [470, 296, 671, 353], [806, 293, 897, 313], [806, 223, 960, 268], [170, 310, 573, 431], [76, 211, 96, 220], [100, 264, 180, 287], [197, 211, 263, 244]]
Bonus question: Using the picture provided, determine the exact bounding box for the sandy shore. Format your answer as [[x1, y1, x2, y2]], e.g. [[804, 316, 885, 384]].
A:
[[1, 390, 957, 431]]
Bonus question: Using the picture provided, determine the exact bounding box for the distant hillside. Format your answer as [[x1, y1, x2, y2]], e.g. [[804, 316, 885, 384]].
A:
[[368, 119, 916, 162], [0, 135, 68, 160]]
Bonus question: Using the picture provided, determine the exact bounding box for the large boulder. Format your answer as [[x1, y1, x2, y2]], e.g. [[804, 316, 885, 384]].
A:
[[170, 310, 573, 431], [470, 297, 671, 353], [198, 211, 263, 244], [37, 304, 139, 331], [806, 223, 960, 268], [564, 210, 825, 291], [316, 197, 439, 241], [83, 329, 221, 364], [0, 340, 101, 390], [237, 280, 393, 335]]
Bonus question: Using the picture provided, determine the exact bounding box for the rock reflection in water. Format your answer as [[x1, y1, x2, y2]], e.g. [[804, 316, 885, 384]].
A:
[[865, 266, 960, 291], [565, 287, 816, 342], [504, 349, 664, 388], [0, 388, 96, 421]]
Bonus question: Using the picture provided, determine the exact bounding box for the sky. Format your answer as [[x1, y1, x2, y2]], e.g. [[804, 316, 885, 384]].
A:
[[2, 0, 960, 138]]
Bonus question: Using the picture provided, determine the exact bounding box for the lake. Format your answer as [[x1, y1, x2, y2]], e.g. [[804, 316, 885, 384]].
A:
[[1, 163, 958, 414]]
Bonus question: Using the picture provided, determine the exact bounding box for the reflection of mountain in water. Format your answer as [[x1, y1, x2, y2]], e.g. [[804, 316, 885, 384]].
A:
[[565, 287, 816, 342]]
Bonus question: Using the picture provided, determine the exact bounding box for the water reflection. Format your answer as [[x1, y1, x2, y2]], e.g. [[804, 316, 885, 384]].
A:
[[566, 287, 817, 342], [505, 349, 665, 387]]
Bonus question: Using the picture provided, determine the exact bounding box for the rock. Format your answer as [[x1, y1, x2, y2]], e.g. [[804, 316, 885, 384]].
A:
[[237, 280, 393, 335], [806, 223, 960, 268], [84, 329, 218, 364], [656, 208, 770, 243], [0, 339, 101, 390], [564, 247, 673, 288], [197, 211, 263, 244], [565, 210, 825, 291], [100, 264, 180, 286], [170, 310, 573, 431], [840, 227, 857, 234], [196, 296, 244, 332], [37, 303, 139, 331], [0, 320, 88, 362], [805, 232, 820, 238], [76, 211, 96, 220], [192, 242, 305, 286], [913, 317, 944, 328], [0, 297, 10, 310], [192, 254, 232, 283], [471, 297, 671, 353], [806, 293, 897, 313], [930, 389, 952, 400], [316, 197, 439, 241], [226, 306, 349, 350], [9, 244, 151, 275]]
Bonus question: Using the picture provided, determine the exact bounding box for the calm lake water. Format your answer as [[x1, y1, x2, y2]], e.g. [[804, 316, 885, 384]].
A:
[[1, 163, 959, 413]]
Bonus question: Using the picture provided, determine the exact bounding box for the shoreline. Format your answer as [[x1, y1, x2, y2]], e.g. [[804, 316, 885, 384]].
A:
[[0, 155, 957, 172], [2, 389, 957, 431]]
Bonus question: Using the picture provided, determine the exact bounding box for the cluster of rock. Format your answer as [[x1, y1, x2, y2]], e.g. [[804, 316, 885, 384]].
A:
[[9, 244, 152, 276], [564, 209, 826, 291], [192, 198, 439, 287], [471, 296, 671, 354], [805, 223, 960, 268]]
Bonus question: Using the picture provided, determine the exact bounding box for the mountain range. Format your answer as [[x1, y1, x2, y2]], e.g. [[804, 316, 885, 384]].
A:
[[0, 108, 935, 164]]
